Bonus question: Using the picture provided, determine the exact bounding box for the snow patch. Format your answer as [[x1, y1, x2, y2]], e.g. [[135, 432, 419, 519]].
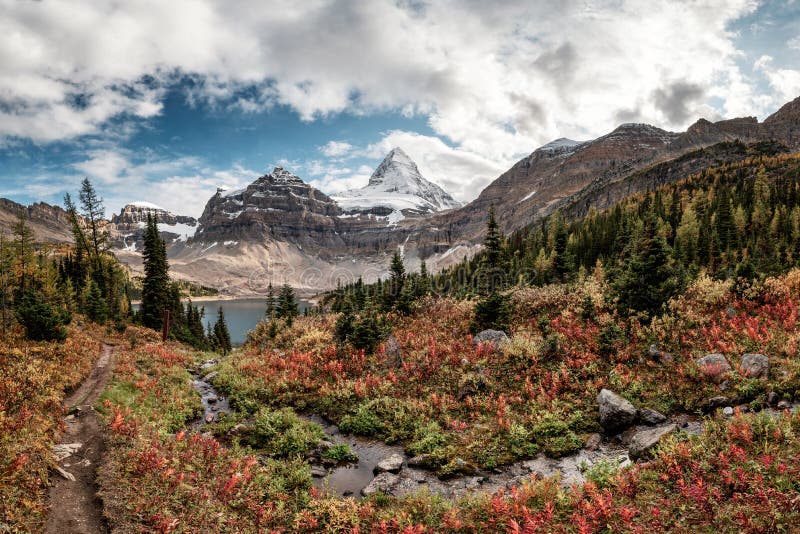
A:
[[128, 201, 165, 210], [158, 222, 197, 242], [518, 190, 537, 203]]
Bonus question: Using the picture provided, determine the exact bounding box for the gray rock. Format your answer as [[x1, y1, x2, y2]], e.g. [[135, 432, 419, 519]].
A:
[[202, 371, 219, 382], [55, 466, 75, 481], [767, 391, 780, 405], [696, 354, 731, 383], [722, 406, 734, 417], [374, 453, 404, 474], [628, 424, 677, 460], [725, 305, 737, 319], [740, 353, 769, 379], [585, 433, 602, 451], [317, 440, 334, 452], [407, 454, 434, 468], [638, 408, 667, 425], [384, 336, 403, 368], [472, 330, 509, 349], [597, 389, 637, 432], [777, 400, 792, 410], [707, 396, 729, 409], [310, 466, 328, 478], [647, 344, 673, 364], [361, 472, 400, 496]]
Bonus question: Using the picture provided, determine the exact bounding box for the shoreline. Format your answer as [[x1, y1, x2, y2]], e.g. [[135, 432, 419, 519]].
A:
[[130, 293, 320, 305]]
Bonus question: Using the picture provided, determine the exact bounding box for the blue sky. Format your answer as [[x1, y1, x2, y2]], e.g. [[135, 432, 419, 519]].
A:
[[1, 0, 799, 217]]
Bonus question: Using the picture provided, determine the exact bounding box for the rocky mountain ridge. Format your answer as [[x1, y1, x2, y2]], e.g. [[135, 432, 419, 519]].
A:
[[116, 96, 800, 294]]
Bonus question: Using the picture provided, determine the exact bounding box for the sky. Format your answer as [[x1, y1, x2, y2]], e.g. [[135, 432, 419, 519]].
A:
[[1, 0, 799, 218]]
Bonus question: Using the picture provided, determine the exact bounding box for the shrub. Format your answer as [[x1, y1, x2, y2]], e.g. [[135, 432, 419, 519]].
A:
[[321, 444, 358, 463], [14, 289, 69, 341], [248, 407, 324, 458]]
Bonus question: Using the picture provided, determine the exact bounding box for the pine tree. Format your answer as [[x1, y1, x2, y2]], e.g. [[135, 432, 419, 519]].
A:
[[614, 215, 681, 317], [85, 279, 108, 323], [78, 178, 109, 260], [140, 213, 171, 330], [265, 283, 276, 319], [472, 207, 512, 332], [212, 307, 232, 355], [12, 214, 35, 294], [276, 284, 299, 325]]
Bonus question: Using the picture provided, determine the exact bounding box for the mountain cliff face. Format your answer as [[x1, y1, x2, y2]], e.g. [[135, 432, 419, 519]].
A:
[[332, 148, 461, 217], [112, 96, 800, 295], [109, 202, 198, 252], [0, 199, 75, 243]]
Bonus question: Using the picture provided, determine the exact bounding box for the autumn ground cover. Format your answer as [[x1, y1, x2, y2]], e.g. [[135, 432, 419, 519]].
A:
[[213, 269, 800, 473], [94, 275, 800, 532], [0, 325, 100, 531]]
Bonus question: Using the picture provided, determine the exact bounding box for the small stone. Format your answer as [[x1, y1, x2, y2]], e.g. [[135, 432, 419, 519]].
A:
[[310, 466, 328, 478], [53, 443, 82, 462], [597, 389, 637, 433], [628, 424, 677, 460], [777, 400, 791, 410], [407, 454, 434, 468], [472, 330, 510, 349], [205, 413, 214, 423], [638, 408, 667, 425], [374, 453, 404, 474], [725, 305, 737, 319], [647, 344, 673, 365], [585, 433, 602, 451], [722, 406, 734, 417], [207, 396, 218, 404], [767, 392, 780, 405], [56, 467, 75, 481], [707, 396, 729, 409], [202, 371, 219, 381], [740, 353, 769, 379], [696, 354, 731, 384]]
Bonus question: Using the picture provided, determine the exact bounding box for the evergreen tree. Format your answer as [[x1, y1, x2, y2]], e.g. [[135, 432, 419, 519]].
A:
[[84, 279, 108, 323], [614, 215, 681, 317], [78, 177, 109, 260], [14, 288, 69, 342], [211, 307, 232, 355], [140, 214, 171, 330], [276, 284, 299, 325], [265, 283, 276, 319]]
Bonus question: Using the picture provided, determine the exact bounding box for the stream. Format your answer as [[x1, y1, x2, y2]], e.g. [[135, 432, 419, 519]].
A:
[[189, 360, 645, 499]]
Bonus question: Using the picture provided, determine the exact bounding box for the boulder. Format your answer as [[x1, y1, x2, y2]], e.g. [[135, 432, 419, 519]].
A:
[[374, 453, 404, 474], [472, 330, 509, 349], [740, 353, 769, 379], [597, 389, 637, 433], [361, 472, 400, 496], [628, 424, 676, 460], [722, 406, 734, 417], [696, 354, 731, 383], [767, 391, 780, 405], [638, 408, 667, 425]]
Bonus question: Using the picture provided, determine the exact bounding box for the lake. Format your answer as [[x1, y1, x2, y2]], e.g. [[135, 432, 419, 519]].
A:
[[133, 297, 312, 346], [194, 298, 312, 345]]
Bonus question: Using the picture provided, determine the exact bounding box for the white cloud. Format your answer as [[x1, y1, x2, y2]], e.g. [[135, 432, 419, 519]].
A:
[[789, 36, 800, 51], [2, 0, 790, 201], [319, 140, 354, 158], [67, 148, 255, 217]]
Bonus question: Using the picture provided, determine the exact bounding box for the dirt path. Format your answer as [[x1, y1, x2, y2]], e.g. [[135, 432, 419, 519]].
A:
[[45, 343, 115, 534]]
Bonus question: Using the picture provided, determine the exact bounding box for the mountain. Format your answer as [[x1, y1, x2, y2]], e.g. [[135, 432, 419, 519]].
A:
[[109, 202, 198, 253], [109, 95, 800, 295], [331, 148, 461, 218], [0, 199, 75, 243]]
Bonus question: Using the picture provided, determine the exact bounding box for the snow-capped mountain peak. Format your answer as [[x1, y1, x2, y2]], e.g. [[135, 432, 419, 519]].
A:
[[332, 147, 461, 216]]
